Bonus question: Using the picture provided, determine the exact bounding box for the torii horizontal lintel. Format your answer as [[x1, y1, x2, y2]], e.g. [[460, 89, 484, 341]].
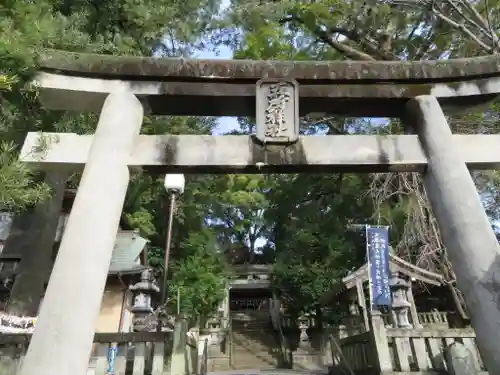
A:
[[20, 132, 500, 174], [33, 50, 500, 116]]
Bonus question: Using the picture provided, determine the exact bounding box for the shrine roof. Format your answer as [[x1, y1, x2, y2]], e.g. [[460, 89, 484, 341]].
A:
[[38, 49, 500, 83], [319, 252, 444, 305]]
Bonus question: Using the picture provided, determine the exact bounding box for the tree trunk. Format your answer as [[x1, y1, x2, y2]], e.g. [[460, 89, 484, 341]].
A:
[[5, 171, 68, 316]]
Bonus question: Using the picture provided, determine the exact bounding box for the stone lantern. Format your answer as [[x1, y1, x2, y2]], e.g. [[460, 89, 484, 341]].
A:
[[390, 272, 412, 328], [129, 269, 160, 332], [293, 313, 324, 369], [296, 314, 311, 348], [205, 316, 223, 344]]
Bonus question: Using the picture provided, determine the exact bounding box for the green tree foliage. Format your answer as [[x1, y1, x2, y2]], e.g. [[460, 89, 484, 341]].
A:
[[0, 0, 222, 208], [167, 230, 229, 321], [0, 142, 51, 212], [1, 0, 229, 321], [4, 0, 500, 322], [0, 0, 85, 210], [223, 0, 500, 314], [205, 174, 270, 259], [267, 174, 373, 317]]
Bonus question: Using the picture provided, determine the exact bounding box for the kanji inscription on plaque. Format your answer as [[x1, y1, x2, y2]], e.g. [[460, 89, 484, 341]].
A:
[[256, 79, 299, 143]]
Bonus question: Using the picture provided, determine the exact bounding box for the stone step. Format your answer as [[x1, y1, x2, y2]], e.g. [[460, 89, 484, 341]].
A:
[[232, 331, 271, 336], [230, 356, 279, 370], [231, 323, 270, 327], [232, 335, 273, 342], [230, 358, 280, 369], [232, 320, 268, 324], [231, 322, 271, 330], [228, 326, 281, 370], [231, 314, 271, 323], [208, 358, 231, 372], [232, 354, 277, 362], [232, 344, 274, 350], [231, 328, 275, 335], [212, 363, 232, 372], [231, 363, 279, 370], [232, 364, 278, 370], [231, 329, 278, 348], [232, 346, 276, 354], [232, 334, 277, 345], [232, 345, 275, 353], [233, 342, 274, 351], [232, 355, 276, 361], [233, 346, 275, 352]]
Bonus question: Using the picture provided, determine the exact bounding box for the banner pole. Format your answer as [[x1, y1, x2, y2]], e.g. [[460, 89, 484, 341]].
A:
[[366, 225, 373, 312]]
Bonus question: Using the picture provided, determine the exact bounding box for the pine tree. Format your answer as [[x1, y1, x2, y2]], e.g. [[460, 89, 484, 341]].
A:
[[0, 0, 223, 315]]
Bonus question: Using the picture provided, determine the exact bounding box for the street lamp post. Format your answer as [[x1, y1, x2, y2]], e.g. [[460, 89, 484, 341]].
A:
[[162, 174, 185, 306]]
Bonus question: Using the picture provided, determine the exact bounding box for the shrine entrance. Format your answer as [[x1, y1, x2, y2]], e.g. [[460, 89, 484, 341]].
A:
[[229, 289, 271, 312], [17, 50, 500, 375]]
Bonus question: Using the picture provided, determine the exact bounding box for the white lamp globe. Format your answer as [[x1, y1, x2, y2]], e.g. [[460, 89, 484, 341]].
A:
[[164, 174, 185, 194]]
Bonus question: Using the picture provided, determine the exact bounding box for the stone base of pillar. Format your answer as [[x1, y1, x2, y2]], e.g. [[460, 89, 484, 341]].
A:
[[292, 347, 323, 371]]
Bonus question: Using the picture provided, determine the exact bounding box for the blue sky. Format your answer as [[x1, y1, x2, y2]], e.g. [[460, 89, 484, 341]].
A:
[[195, 0, 240, 135], [197, 43, 238, 135]]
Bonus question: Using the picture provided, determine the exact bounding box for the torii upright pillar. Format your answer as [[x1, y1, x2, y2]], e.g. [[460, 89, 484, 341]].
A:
[[407, 95, 500, 374], [18, 92, 144, 375]]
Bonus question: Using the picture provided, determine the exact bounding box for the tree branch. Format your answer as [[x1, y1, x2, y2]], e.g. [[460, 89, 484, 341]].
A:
[[441, 0, 489, 35], [328, 27, 396, 60], [388, 0, 500, 53], [430, 2, 494, 53], [484, 0, 500, 48], [280, 15, 377, 60]]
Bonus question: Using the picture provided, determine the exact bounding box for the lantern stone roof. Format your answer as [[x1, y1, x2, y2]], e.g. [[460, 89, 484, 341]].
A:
[[319, 252, 443, 306]]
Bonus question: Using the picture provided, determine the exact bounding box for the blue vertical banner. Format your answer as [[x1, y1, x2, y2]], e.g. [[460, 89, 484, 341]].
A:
[[107, 344, 118, 374], [366, 226, 392, 308]]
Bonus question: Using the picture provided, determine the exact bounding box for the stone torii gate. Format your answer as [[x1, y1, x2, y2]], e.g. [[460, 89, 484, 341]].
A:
[[17, 50, 500, 375]]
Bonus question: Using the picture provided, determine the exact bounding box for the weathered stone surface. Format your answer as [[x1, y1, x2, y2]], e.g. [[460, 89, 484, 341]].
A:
[[407, 96, 499, 375], [19, 132, 500, 174], [38, 49, 500, 82], [256, 80, 299, 143], [18, 93, 144, 375], [34, 73, 500, 117], [33, 50, 500, 116], [444, 342, 480, 375]]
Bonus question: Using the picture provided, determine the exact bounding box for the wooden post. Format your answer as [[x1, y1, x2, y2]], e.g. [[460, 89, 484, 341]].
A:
[[405, 281, 430, 369], [356, 280, 370, 332], [368, 311, 393, 373], [170, 317, 188, 375], [406, 282, 421, 328]]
